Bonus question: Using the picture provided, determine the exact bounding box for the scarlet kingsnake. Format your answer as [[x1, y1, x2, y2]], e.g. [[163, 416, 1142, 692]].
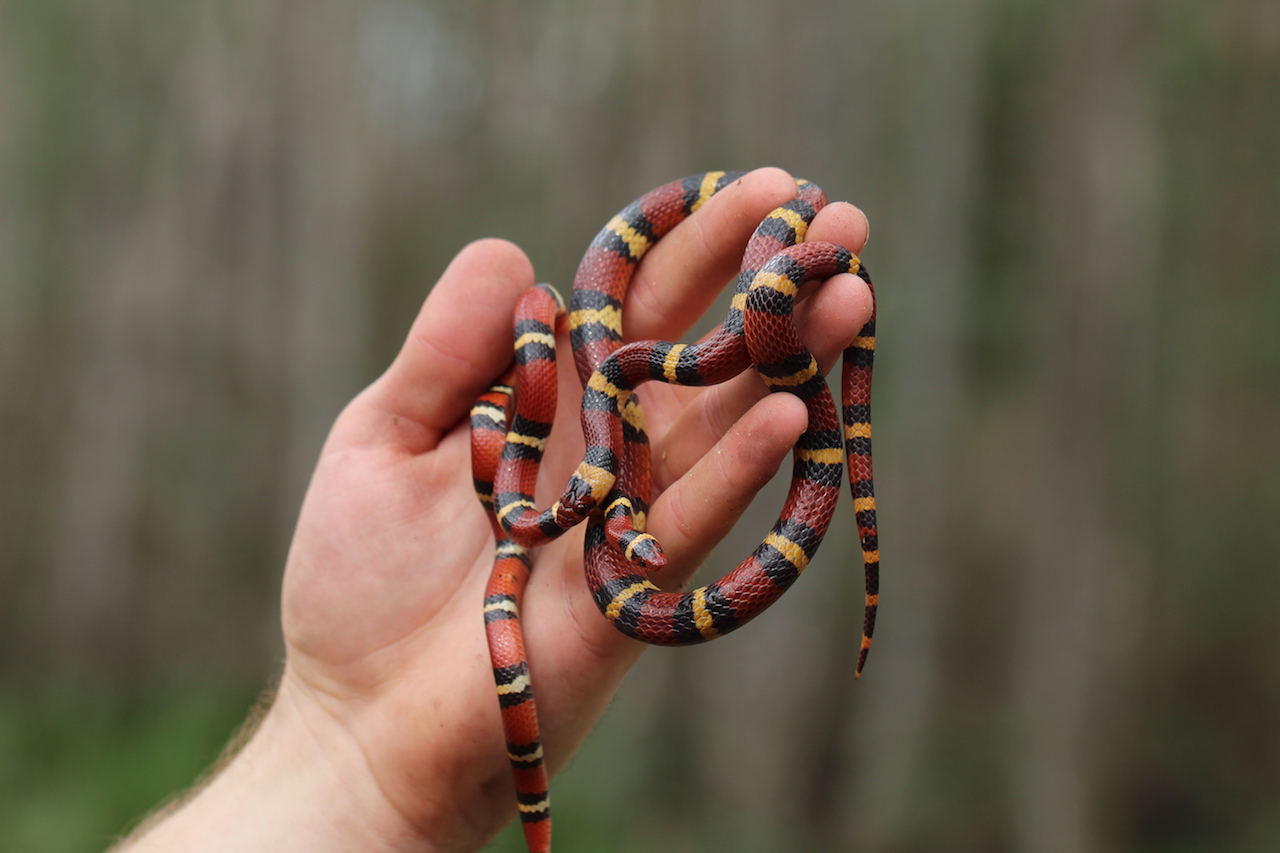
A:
[[470, 172, 878, 853]]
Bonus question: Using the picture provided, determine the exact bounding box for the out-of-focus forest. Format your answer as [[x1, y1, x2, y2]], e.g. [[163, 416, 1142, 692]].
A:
[[2, 0, 1278, 850]]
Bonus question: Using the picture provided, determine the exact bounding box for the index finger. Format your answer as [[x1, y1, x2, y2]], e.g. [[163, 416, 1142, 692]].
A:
[[619, 168, 797, 343], [621, 168, 870, 344]]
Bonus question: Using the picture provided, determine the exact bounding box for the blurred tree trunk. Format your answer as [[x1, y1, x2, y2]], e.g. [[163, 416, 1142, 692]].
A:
[[276, 0, 375, 518], [45, 0, 373, 680], [0, 12, 23, 384], [1007, 1, 1159, 851], [839, 0, 985, 849], [48, 5, 187, 669]]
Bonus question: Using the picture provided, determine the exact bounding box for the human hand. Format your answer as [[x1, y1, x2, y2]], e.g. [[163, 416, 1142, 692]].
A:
[[119, 168, 871, 853]]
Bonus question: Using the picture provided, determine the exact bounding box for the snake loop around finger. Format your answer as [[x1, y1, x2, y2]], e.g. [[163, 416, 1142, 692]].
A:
[[471, 171, 880, 853]]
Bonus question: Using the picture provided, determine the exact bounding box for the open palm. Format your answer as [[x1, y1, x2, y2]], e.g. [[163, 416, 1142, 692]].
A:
[[272, 168, 872, 851]]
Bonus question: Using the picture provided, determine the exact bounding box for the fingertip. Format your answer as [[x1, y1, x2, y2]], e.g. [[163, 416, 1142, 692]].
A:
[[830, 271, 876, 330], [354, 238, 537, 448], [791, 272, 874, 372], [693, 167, 799, 238], [808, 201, 870, 256], [724, 393, 809, 474], [450, 237, 536, 291], [738, 167, 801, 207]]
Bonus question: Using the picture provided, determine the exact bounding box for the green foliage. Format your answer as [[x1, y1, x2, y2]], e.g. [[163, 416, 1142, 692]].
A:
[[0, 686, 256, 853]]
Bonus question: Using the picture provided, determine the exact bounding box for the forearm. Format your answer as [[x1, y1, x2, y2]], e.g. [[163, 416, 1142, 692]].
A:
[[111, 679, 433, 853]]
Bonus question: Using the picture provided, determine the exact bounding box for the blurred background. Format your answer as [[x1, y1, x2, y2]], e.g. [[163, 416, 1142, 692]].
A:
[[2, 0, 1278, 850]]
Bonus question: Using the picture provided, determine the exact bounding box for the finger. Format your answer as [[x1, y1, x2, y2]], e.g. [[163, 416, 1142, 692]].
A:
[[649, 201, 874, 487], [651, 271, 871, 488], [622, 167, 799, 343], [806, 200, 871, 256], [635, 198, 869, 418], [341, 239, 535, 451], [644, 392, 810, 579]]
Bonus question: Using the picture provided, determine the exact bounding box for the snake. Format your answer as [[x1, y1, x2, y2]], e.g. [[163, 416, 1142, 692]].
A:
[[470, 172, 878, 853]]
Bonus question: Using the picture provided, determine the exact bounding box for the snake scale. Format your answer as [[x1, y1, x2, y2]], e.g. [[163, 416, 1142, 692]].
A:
[[470, 171, 878, 853]]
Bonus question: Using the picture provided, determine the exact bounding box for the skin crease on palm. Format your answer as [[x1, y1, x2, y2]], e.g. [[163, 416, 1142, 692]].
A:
[[118, 167, 872, 853]]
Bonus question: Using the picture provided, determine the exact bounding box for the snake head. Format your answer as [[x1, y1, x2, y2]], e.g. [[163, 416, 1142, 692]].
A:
[[559, 459, 617, 519], [621, 533, 666, 572], [556, 478, 598, 523]]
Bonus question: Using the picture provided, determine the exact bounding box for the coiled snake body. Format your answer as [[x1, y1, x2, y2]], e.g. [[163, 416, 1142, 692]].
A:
[[470, 172, 878, 853]]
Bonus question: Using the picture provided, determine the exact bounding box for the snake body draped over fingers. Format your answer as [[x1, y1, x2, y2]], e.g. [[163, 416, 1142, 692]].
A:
[[469, 172, 879, 853]]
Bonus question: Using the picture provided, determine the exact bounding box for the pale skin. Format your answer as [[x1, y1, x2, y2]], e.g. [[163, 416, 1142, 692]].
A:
[[114, 167, 872, 853]]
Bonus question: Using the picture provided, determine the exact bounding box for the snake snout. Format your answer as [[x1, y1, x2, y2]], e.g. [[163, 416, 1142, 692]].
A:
[[625, 536, 667, 572]]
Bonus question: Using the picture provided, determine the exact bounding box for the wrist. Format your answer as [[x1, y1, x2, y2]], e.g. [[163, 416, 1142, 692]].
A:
[[116, 673, 429, 853]]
